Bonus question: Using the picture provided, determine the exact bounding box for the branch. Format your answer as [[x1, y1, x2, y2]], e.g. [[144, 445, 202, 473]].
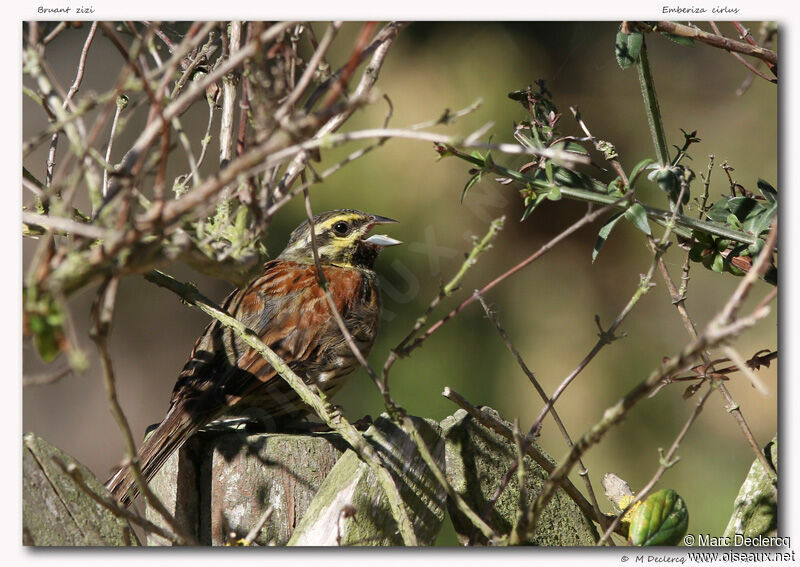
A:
[[637, 21, 778, 67]]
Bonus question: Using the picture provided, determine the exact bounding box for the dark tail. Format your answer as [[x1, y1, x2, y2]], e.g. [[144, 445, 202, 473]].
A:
[[105, 403, 199, 507]]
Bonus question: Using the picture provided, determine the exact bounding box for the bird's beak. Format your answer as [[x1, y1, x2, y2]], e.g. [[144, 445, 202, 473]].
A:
[[364, 214, 401, 247], [369, 214, 398, 225]]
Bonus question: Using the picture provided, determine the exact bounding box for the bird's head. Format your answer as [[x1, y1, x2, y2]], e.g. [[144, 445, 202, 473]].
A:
[[278, 209, 401, 270]]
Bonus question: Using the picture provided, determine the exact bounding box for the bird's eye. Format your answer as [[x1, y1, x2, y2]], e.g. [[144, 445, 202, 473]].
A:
[[333, 221, 350, 235]]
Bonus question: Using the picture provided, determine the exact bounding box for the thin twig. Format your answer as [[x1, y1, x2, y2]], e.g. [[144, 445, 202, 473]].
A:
[[401, 201, 621, 362], [475, 294, 610, 538], [103, 95, 128, 199], [275, 21, 407, 199], [22, 366, 73, 387], [22, 211, 119, 240], [382, 216, 504, 386], [219, 21, 241, 168], [46, 22, 98, 187], [90, 277, 197, 545], [274, 21, 342, 124], [523, 224, 777, 539], [242, 505, 274, 546], [709, 22, 776, 84]]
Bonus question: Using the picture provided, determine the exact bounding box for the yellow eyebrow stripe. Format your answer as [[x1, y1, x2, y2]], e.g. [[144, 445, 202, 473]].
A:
[[316, 213, 362, 231]]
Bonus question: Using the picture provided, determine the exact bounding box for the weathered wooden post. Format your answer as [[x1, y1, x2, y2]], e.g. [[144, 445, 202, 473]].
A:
[[22, 433, 139, 546], [145, 426, 348, 545], [146, 415, 447, 545]]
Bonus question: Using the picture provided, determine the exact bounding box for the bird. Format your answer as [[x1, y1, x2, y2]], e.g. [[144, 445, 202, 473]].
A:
[[105, 209, 401, 506]]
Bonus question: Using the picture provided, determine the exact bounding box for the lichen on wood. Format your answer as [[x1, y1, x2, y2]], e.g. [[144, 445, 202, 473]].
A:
[[723, 436, 777, 539], [441, 407, 597, 546], [22, 433, 139, 546]]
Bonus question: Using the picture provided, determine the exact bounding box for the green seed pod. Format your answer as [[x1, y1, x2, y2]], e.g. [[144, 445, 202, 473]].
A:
[[748, 238, 765, 256], [711, 253, 725, 273], [715, 238, 732, 252]]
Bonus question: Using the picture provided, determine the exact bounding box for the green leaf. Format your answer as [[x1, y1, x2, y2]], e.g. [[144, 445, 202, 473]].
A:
[[744, 201, 776, 236], [24, 289, 66, 363], [656, 168, 679, 193], [629, 158, 655, 190], [546, 184, 561, 201], [691, 228, 713, 246], [727, 197, 765, 222], [521, 192, 549, 221], [726, 213, 743, 230], [706, 199, 732, 223], [461, 173, 481, 203], [562, 141, 590, 155], [757, 179, 777, 203], [688, 242, 707, 263], [592, 212, 624, 262], [711, 252, 726, 273], [629, 489, 689, 546], [616, 30, 643, 69], [659, 32, 695, 47], [545, 160, 554, 185], [624, 203, 652, 235]]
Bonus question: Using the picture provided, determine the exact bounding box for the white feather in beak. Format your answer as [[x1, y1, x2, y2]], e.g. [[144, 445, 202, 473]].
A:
[[364, 234, 403, 247]]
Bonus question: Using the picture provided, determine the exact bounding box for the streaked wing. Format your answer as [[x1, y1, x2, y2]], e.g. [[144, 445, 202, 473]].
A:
[[168, 260, 369, 419]]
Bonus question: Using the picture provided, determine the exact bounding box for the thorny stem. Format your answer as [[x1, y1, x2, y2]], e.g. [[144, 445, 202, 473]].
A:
[[526, 300, 772, 540], [644, 21, 777, 68], [709, 22, 776, 84], [388, 216, 505, 359], [650, 223, 778, 479], [517, 181, 688, 535], [399, 201, 620, 364]]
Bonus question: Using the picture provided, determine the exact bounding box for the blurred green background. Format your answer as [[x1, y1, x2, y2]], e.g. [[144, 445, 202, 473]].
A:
[[23, 21, 777, 544]]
